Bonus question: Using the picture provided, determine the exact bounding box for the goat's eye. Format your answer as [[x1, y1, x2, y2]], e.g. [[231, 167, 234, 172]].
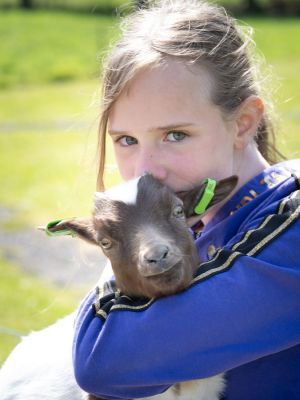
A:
[[99, 238, 112, 249], [173, 205, 184, 218]]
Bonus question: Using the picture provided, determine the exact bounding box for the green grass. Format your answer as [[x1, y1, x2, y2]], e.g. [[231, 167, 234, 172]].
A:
[[0, 78, 121, 228], [0, 127, 120, 228], [0, 80, 99, 124], [0, 254, 82, 365], [0, 130, 96, 227], [0, 10, 119, 88], [247, 18, 300, 154]]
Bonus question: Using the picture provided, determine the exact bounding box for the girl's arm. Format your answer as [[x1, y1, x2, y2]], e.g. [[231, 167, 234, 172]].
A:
[[73, 206, 300, 399]]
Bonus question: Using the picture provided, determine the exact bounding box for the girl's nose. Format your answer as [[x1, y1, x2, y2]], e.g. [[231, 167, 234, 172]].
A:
[[134, 150, 167, 182]]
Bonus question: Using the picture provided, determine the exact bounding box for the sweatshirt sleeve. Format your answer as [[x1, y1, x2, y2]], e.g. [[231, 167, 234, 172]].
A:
[[73, 197, 300, 399]]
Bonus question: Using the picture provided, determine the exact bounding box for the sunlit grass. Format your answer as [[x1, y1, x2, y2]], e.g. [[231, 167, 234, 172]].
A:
[[0, 80, 121, 228], [0, 129, 120, 228], [0, 80, 100, 124], [247, 17, 300, 146], [0, 255, 83, 366], [0, 10, 119, 88], [0, 130, 95, 226]]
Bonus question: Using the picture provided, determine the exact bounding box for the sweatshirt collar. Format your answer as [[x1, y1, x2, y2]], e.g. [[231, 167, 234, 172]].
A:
[[202, 159, 299, 232]]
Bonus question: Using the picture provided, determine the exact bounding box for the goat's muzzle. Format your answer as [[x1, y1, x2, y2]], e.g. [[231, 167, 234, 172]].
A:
[[138, 244, 181, 277]]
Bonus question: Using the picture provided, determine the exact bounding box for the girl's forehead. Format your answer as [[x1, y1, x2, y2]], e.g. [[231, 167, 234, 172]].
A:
[[108, 61, 215, 129]]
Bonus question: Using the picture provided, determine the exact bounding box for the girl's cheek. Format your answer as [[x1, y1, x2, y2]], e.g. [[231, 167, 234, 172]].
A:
[[120, 155, 139, 180]]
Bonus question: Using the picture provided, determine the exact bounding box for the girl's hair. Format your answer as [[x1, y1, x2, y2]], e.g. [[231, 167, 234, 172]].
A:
[[97, 0, 281, 190]]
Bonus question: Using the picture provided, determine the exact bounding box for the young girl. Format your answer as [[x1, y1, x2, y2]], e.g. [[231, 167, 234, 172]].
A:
[[73, 1, 300, 399]]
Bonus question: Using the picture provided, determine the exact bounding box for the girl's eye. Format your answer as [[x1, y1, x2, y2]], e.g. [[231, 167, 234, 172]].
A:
[[118, 136, 138, 146], [166, 131, 187, 142]]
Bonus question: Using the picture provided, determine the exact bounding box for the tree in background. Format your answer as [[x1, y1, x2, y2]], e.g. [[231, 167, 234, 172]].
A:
[[20, 0, 33, 8], [246, 0, 262, 13]]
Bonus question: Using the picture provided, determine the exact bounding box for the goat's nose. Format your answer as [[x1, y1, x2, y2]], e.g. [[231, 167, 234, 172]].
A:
[[143, 245, 169, 265], [139, 245, 175, 277]]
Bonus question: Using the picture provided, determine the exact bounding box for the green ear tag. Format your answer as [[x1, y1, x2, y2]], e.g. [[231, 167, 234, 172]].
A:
[[194, 178, 217, 215], [45, 219, 77, 237]]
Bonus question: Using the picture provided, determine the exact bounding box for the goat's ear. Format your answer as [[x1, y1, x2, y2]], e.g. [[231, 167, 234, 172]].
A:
[[179, 175, 238, 218], [208, 175, 239, 209], [46, 218, 98, 245]]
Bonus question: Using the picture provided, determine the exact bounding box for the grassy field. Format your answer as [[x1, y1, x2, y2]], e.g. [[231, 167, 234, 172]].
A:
[[0, 10, 121, 226], [0, 255, 82, 364], [248, 17, 300, 153], [0, 10, 119, 88], [0, 9, 299, 365]]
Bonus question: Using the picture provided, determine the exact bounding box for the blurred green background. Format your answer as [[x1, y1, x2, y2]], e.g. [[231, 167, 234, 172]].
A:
[[0, 0, 299, 365]]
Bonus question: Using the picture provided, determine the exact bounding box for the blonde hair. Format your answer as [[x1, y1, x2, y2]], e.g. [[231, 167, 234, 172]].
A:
[[97, 0, 281, 190]]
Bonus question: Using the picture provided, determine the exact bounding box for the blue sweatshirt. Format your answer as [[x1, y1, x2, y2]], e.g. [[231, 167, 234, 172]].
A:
[[73, 160, 300, 399]]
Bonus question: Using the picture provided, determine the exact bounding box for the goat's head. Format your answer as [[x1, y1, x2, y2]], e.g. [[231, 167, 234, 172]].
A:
[[47, 174, 237, 298]]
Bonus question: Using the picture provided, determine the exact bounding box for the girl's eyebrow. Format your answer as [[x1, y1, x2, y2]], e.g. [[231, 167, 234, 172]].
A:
[[108, 130, 127, 137], [154, 123, 196, 131], [108, 123, 196, 136]]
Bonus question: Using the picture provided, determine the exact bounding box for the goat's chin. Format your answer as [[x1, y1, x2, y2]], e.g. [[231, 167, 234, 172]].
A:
[[141, 262, 194, 298]]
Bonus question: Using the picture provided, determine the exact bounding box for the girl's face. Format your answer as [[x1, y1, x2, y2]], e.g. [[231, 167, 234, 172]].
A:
[[108, 60, 239, 193]]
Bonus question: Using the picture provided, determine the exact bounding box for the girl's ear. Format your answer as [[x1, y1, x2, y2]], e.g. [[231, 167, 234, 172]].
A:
[[234, 95, 264, 149], [46, 218, 98, 245], [178, 175, 238, 218]]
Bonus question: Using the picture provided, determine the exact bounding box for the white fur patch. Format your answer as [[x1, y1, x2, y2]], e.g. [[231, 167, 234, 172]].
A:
[[95, 177, 141, 205], [0, 314, 86, 400]]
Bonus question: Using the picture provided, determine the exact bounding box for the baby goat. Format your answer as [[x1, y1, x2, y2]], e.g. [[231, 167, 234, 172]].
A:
[[0, 174, 237, 400], [49, 173, 238, 400]]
